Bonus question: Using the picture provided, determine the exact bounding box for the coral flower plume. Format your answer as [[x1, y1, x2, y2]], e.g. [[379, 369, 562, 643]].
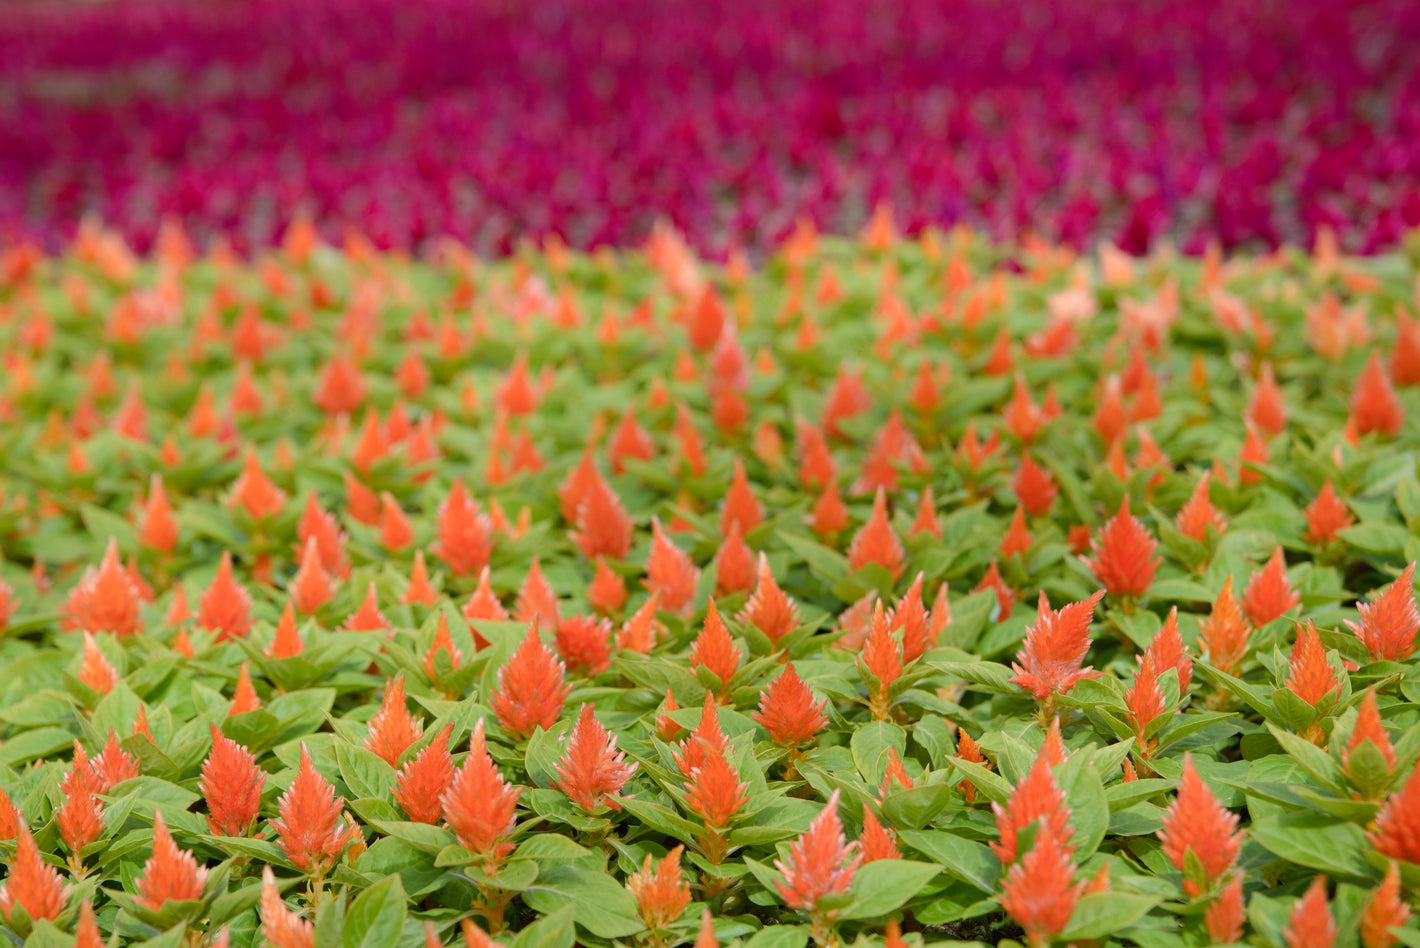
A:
[[1010, 589, 1106, 702], [1347, 563, 1420, 662], [753, 663, 827, 747], [847, 488, 906, 579], [1082, 496, 1158, 600], [0, 825, 70, 924], [270, 743, 361, 874], [201, 724, 266, 836], [490, 623, 571, 739], [1157, 754, 1242, 897], [365, 674, 423, 767], [136, 811, 209, 908], [774, 790, 861, 913], [553, 704, 638, 812], [394, 723, 456, 824], [441, 720, 521, 863], [627, 845, 691, 930]]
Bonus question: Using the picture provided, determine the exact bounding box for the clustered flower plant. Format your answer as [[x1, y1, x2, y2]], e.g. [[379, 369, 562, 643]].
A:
[[0, 215, 1419, 948]]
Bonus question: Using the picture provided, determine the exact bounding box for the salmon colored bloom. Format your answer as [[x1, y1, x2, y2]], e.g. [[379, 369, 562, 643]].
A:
[[395, 723, 456, 824], [588, 556, 628, 614], [1238, 423, 1269, 486], [775, 790, 860, 914], [644, 518, 701, 616], [290, 537, 334, 615], [955, 730, 988, 803], [490, 623, 571, 739], [999, 505, 1032, 558], [0, 825, 70, 923], [1368, 758, 1420, 863], [674, 694, 729, 778], [796, 421, 837, 490], [73, 899, 103, 948], [442, 720, 520, 863], [1175, 472, 1227, 543], [1343, 688, 1397, 791], [809, 481, 850, 536], [1092, 375, 1127, 445], [202, 724, 265, 836], [229, 446, 287, 520], [403, 551, 439, 606], [378, 493, 414, 551], [1248, 362, 1287, 435], [1157, 754, 1241, 897], [892, 572, 939, 662], [365, 674, 423, 767], [976, 560, 1017, 618], [847, 488, 905, 580], [1010, 590, 1105, 702], [859, 804, 901, 862], [297, 492, 349, 579], [65, 539, 143, 637], [1205, 874, 1246, 944], [554, 613, 614, 676], [1347, 563, 1419, 662], [56, 760, 105, 856], [344, 583, 389, 632], [1361, 862, 1411, 948], [229, 663, 261, 715], [199, 552, 253, 641], [137, 475, 179, 553], [1287, 622, 1339, 707], [998, 824, 1083, 947], [78, 631, 119, 694], [910, 485, 942, 539], [992, 750, 1071, 864], [1304, 481, 1354, 545], [91, 731, 139, 791], [0, 786, 18, 841], [571, 473, 635, 561], [737, 553, 800, 645], [879, 747, 914, 797], [714, 524, 757, 596], [1004, 373, 1047, 444], [689, 600, 742, 699], [617, 594, 661, 654], [271, 743, 361, 874], [682, 742, 748, 830], [432, 480, 494, 577], [1145, 607, 1193, 693], [1351, 352, 1404, 437], [626, 845, 691, 930], [1242, 547, 1300, 627], [720, 458, 764, 535], [1083, 496, 1159, 600], [1284, 877, 1336, 948], [422, 613, 463, 686], [554, 704, 637, 812], [1198, 576, 1252, 674], [266, 603, 305, 658], [259, 866, 314, 948], [136, 811, 208, 908], [1125, 653, 1166, 753], [861, 601, 903, 720], [463, 565, 510, 625], [312, 351, 366, 416], [753, 663, 827, 747]]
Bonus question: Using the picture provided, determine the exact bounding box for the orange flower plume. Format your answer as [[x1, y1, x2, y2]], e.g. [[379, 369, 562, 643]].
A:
[[136, 811, 209, 908], [1350, 351, 1404, 438], [992, 750, 1072, 864], [775, 790, 860, 916], [1157, 754, 1241, 897], [955, 730, 989, 803], [1342, 689, 1397, 797], [229, 663, 262, 714], [571, 473, 635, 561], [344, 582, 390, 632], [1242, 546, 1300, 627], [92, 731, 139, 791], [998, 822, 1083, 947], [1347, 563, 1419, 662], [1198, 576, 1252, 675], [394, 723, 456, 823], [1361, 862, 1411, 948], [643, 518, 701, 616], [617, 593, 661, 654], [737, 553, 800, 645], [290, 537, 334, 615], [64, 538, 143, 637], [73, 899, 103, 948], [1013, 454, 1058, 516], [57, 749, 105, 856], [554, 614, 614, 676], [298, 492, 350, 578], [721, 459, 764, 535], [1145, 607, 1193, 693], [1284, 876, 1336, 948], [0, 786, 18, 841], [682, 741, 749, 831], [0, 825, 70, 924], [588, 556, 628, 614], [847, 488, 906, 580], [1304, 480, 1354, 545], [860, 601, 903, 720], [137, 474, 179, 553], [860, 804, 901, 862], [1368, 756, 1420, 863], [229, 446, 288, 520], [1009, 590, 1106, 702], [689, 600, 743, 699], [78, 631, 119, 694], [463, 565, 510, 625], [432, 480, 494, 577], [1082, 496, 1158, 600], [441, 720, 521, 864], [626, 845, 691, 930], [1287, 622, 1339, 708], [1205, 874, 1246, 944], [1175, 472, 1227, 543], [365, 674, 423, 767], [714, 524, 757, 595], [403, 550, 439, 606], [199, 551, 254, 641], [260, 866, 315, 948], [1248, 362, 1287, 435], [270, 743, 361, 874], [553, 704, 638, 812], [490, 623, 571, 739], [753, 663, 827, 747], [1125, 653, 1166, 753], [202, 724, 266, 836]]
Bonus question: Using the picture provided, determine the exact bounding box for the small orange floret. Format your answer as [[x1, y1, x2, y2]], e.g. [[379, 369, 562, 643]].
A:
[[627, 845, 691, 930], [1198, 576, 1252, 674], [998, 824, 1083, 947], [1361, 862, 1411, 948], [846, 488, 906, 580], [1286, 622, 1339, 707], [1283, 876, 1336, 948], [1241, 546, 1300, 627], [774, 790, 860, 913], [737, 553, 800, 645], [643, 518, 701, 617], [1082, 496, 1158, 600], [752, 663, 827, 747], [1009, 590, 1105, 702], [0, 825, 70, 924], [394, 723, 456, 824], [689, 600, 743, 699], [1157, 754, 1241, 898], [442, 720, 521, 864], [1347, 563, 1419, 662], [365, 674, 423, 767], [1350, 351, 1404, 438], [490, 623, 571, 740], [270, 743, 361, 874], [553, 704, 637, 812], [136, 811, 209, 909], [199, 552, 254, 642], [202, 724, 265, 836]]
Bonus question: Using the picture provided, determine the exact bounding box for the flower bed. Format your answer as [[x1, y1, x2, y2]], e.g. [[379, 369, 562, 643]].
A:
[[0, 220, 1419, 946]]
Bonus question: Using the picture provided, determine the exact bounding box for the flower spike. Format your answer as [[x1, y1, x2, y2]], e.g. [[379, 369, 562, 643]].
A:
[[271, 743, 361, 874], [202, 724, 265, 836], [136, 810, 209, 908], [553, 704, 637, 812], [1009, 590, 1106, 703], [490, 623, 571, 739], [441, 720, 520, 866]]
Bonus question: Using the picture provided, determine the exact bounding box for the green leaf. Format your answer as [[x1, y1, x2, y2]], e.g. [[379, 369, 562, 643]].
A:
[[511, 906, 576, 948], [897, 829, 1000, 893], [850, 721, 906, 784], [521, 865, 645, 938], [1060, 893, 1160, 940], [839, 860, 941, 920], [1250, 811, 1373, 879], [341, 874, 407, 948]]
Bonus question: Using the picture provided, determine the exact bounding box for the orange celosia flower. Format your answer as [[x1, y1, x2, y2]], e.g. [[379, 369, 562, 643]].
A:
[[1304, 481, 1354, 545], [617, 593, 661, 654], [554, 614, 613, 676], [0, 785, 18, 840], [714, 524, 757, 596], [1242, 547, 1300, 627], [490, 623, 571, 740], [1145, 607, 1193, 693], [137, 474, 179, 553], [1368, 758, 1420, 863], [1238, 423, 1269, 486], [229, 662, 261, 715], [998, 824, 1083, 947], [136, 811, 209, 908], [1351, 352, 1404, 438], [1343, 688, 1397, 786], [65, 538, 143, 637], [266, 602, 305, 659], [78, 631, 120, 694], [1175, 472, 1227, 543], [378, 493, 415, 552], [199, 552, 254, 642], [753, 663, 827, 747], [879, 747, 914, 796], [737, 553, 800, 645], [1361, 862, 1411, 948], [1287, 622, 1339, 707], [571, 473, 635, 561], [1092, 375, 1127, 446], [847, 489, 906, 580], [721, 459, 764, 535], [1000, 506, 1032, 558], [976, 560, 1017, 618], [1205, 874, 1246, 944], [656, 689, 684, 743], [395, 723, 456, 824], [821, 366, 872, 438], [674, 694, 729, 777], [689, 600, 743, 699], [260, 866, 314, 948], [442, 719, 520, 863], [860, 601, 903, 720], [297, 493, 349, 578], [1248, 362, 1287, 435], [643, 518, 700, 616], [554, 704, 637, 812], [1284, 877, 1336, 948], [91, 730, 139, 791], [955, 730, 988, 803], [775, 790, 860, 914], [1004, 373, 1047, 444], [809, 481, 850, 536], [991, 750, 1071, 864], [344, 583, 389, 632], [73, 899, 103, 948], [1157, 754, 1242, 897], [433, 480, 494, 577], [859, 804, 901, 862], [1198, 576, 1252, 674], [271, 743, 361, 874], [1125, 653, 1166, 752], [892, 572, 939, 662], [1347, 563, 1420, 662], [910, 484, 942, 539], [290, 537, 334, 615], [403, 551, 439, 606], [312, 351, 366, 415], [1082, 496, 1159, 600], [202, 724, 265, 836], [423, 613, 464, 686], [229, 446, 287, 520], [796, 421, 837, 490], [463, 565, 510, 626], [1012, 454, 1059, 517], [0, 825, 70, 923], [365, 675, 423, 767], [626, 845, 691, 930], [56, 759, 105, 855], [682, 742, 748, 830], [1009, 590, 1106, 702], [588, 556, 628, 615]]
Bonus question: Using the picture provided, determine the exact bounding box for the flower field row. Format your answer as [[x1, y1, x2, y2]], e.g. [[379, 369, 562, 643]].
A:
[[1, 218, 1420, 947], [2, 0, 1420, 256]]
